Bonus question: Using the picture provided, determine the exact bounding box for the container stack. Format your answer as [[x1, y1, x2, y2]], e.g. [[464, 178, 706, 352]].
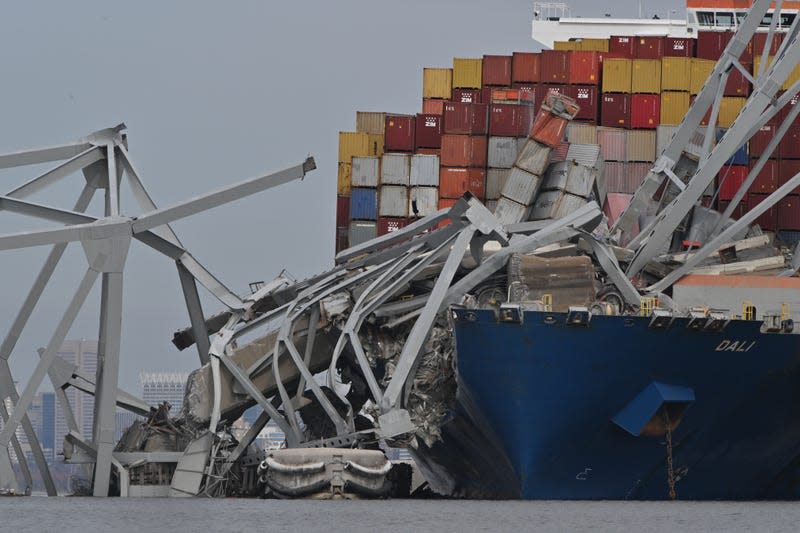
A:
[[337, 124, 384, 252], [335, 31, 800, 251]]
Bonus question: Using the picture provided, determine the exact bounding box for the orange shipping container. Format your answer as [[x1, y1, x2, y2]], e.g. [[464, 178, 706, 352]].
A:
[[439, 167, 487, 199], [440, 134, 488, 167], [569, 51, 601, 85], [422, 98, 445, 115]]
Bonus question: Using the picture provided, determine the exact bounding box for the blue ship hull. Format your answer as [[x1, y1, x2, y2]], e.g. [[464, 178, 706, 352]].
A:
[[413, 309, 800, 499]]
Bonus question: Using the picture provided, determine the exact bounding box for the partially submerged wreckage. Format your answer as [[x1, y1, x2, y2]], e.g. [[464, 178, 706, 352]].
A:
[[3, 0, 800, 499]]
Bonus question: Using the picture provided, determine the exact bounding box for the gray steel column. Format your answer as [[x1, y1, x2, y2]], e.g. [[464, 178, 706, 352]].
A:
[[177, 262, 210, 365], [0, 400, 31, 491], [92, 271, 123, 497]]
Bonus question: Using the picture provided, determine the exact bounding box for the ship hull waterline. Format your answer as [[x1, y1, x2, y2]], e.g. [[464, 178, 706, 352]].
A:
[[412, 309, 800, 500]]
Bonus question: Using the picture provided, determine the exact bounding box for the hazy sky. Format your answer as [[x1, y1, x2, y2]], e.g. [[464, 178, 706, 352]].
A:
[[0, 0, 686, 394]]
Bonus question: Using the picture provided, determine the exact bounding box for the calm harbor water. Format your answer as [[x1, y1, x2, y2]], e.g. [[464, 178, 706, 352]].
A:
[[1, 498, 799, 532]]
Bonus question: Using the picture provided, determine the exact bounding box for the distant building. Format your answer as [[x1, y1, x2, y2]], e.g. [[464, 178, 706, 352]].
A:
[[39, 392, 56, 462], [115, 409, 142, 441], [54, 339, 98, 454], [140, 372, 189, 414]]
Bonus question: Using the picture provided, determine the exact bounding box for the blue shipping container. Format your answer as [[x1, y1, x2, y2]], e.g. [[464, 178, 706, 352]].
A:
[[717, 128, 748, 165], [350, 187, 378, 220]]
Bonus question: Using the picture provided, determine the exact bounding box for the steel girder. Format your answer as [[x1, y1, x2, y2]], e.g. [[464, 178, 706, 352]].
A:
[[0, 125, 316, 495]]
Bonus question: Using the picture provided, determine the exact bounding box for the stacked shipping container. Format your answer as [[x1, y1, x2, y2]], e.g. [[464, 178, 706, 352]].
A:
[[336, 30, 800, 252]]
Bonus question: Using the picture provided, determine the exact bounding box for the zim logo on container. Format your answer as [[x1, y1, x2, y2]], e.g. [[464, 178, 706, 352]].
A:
[[715, 340, 756, 352]]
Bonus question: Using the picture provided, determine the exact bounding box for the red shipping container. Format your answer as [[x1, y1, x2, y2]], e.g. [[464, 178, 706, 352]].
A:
[[491, 88, 535, 105], [781, 92, 800, 127], [566, 85, 599, 122], [422, 99, 445, 115], [415, 113, 443, 149], [718, 165, 748, 200], [512, 52, 540, 83], [438, 198, 459, 209], [542, 84, 569, 98], [540, 50, 570, 84], [440, 134, 488, 167], [335, 227, 349, 254], [530, 112, 569, 147], [489, 103, 532, 136], [718, 199, 748, 219], [697, 31, 752, 62], [725, 63, 751, 97], [336, 196, 350, 227], [439, 167, 486, 199], [482, 55, 512, 86], [511, 83, 539, 107], [569, 51, 600, 85], [630, 94, 660, 129], [748, 193, 777, 230], [751, 158, 778, 193], [601, 93, 631, 128], [550, 141, 570, 162], [779, 159, 800, 194], [634, 36, 665, 59], [781, 125, 800, 159], [451, 88, 482, 103], [442, 102, 488, 135], [609, 35, 636, 58], [750, 124, 778, 157], [377, 217, 409, 236], [664, 37, 696, 57], [778, 195, 800, 230], [753, 31, 783, 55], [481, 86, 494, 106], [385, 115, 415, 152]]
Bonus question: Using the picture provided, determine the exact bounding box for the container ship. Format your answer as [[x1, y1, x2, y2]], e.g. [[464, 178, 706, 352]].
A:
[[325, 0, 800, 499]]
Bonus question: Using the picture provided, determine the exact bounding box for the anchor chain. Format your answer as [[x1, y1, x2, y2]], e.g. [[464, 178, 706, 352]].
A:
[[663, 408, 677, 500]]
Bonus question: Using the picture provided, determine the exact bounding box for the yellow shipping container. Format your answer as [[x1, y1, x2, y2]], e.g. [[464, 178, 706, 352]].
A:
[[754, 55, 800, 90], [356, 112, 386, 135], [578, 38, 609, 52], [660, 91, 690, 125], [661, 57, 691, 92], [631, 59, 662, 94], [422, 68, 453, 99], [452, 58, 482, 89], [602, 58, 632, 93], [367, 133, 384, 157], [339, 131, 370, 163], [337, 163, 352, 195], [554, 41, 579, 50], [690, 58, 715, 95], [718, 97, 746, 128]]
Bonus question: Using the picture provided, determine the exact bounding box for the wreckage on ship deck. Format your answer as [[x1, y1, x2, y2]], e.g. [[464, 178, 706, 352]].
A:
[[2, 0, 800, 499]]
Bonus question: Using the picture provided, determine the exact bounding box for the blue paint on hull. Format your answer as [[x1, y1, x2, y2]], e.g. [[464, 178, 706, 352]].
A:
[[436, 309, 800, 499]]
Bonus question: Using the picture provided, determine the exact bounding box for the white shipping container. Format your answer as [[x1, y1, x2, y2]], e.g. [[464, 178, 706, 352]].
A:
[[656, 125, 679, 158], [597, 127, 627, 162], [348, 221, 377, 246], [626, 130, 657, 162], [381, 153, 410, 185], [486, 168, 509, 200], [555, 193, 588, 219], [488, 137, 519, 169], [501, 166, 542, 206], [566, 144, 602, 168], [547, 161, 596, 198], [494, 196, 530, 225], [410, 154, 440, 186], [515, 139, 551, 176], [567, 122, 598, 144], [351, 156, 380, 187], [486, 200, 498, 212], [531, 189, 563, 220], [409, 186, 439, 217], [379, 185, 409, 217]]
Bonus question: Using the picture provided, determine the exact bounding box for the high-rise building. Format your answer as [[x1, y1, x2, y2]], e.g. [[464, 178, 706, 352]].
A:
[[140, 372, 188, 414], [39, 392, 56, 462], [54, 339, 98, 454]]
